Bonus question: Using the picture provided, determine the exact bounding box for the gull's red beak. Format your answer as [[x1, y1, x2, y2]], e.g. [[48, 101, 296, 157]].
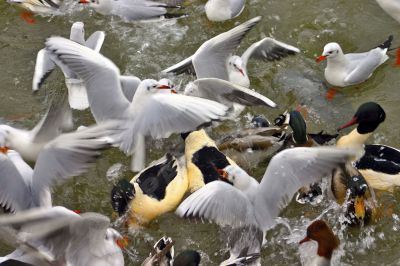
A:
[[157, 84, 170, 89], [316, 55, 327, 63], [299, 236, 311, 244], [78, 0, 89, 4], [239, 68, 245, 76], [215, 168, 228, 179], [0, 146, 9, 154], [171, 89, 177, 94], [116, 236, 129, 249], [337, 116, 358, 131]]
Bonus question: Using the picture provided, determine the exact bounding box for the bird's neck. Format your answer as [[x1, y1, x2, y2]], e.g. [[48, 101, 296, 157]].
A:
[[327, 53, 347, 67], [70, 31, 85, 45], [337, 128, 371, 148], [312, 255, 331, 266]]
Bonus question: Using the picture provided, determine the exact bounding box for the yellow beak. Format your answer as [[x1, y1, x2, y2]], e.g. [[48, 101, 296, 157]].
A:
[[354, 196, 365, 220]]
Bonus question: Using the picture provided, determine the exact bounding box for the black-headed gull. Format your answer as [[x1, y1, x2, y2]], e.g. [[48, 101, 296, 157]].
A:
[[78, 0, 185, 21], [205, 0, 245, 22], [0, 95, 72, 162], [6, 0, 60, 14], [376, 0, 400, 24], [0, 122, 119, 211], [45, 37, 228, 171], [33, 21, 105, 110], [316, 35, 393, 87], [0, 206, 125, 266], [176, 147, 358, 265]]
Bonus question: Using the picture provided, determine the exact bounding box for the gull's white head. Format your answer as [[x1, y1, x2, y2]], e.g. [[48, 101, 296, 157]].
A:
[[223, 165, 251, 190], [316, 42, 343, 62], [183, 82, 200, 97], [138, 79, 177, 95], [70, 22, 85, 44], [106, 228, 128, 250], [78, 0, 112, 15], [158, 78, 176, 92], [228, 56, 246, 77]]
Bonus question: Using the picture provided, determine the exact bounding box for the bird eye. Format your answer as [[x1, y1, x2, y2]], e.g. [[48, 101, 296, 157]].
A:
[[91, 0, 95, 3], [328, 51, 333, 54]]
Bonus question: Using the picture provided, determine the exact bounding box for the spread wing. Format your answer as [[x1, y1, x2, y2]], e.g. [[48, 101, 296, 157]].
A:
[[85, 31, 105, 53], [32, 49, 56, 92]]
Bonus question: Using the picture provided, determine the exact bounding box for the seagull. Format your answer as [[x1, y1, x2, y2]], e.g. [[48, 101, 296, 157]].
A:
[[204, 0, 245, 22], [376, 0, 400, 24], [33, 21, 105, 110], [162, 16, 300, 88], [78, 0, 185, 21], [0, 206, 126, 266], [0, 122, 118, 211], [6, 0, 60, 14], [0, 95, 72, 163], [316, 35, 393, 87], [45, 37, 228, 171], [176, 147, 358, 265]]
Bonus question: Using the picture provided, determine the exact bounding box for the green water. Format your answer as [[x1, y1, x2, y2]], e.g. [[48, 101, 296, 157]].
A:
[[0, 0, 400, 265]]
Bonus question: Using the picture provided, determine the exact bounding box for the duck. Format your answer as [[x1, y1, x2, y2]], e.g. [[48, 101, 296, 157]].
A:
[[33, 21, 105, 110], [316, 35, 393, 87], [183, 129, 237, 193], [176, 147, 357, 265], [0, 95, 72, 163], [299, 220, 339, 266], [78, 0, 185, 21], [111, 154, 189, 228], [204, 0, 245, 22], [376, 0, 400, 24]]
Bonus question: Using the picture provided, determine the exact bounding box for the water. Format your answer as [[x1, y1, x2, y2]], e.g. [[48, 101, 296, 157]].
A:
[[0, 0, 400, 264]]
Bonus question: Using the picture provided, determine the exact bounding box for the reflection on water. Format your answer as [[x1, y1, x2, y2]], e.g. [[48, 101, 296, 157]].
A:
[[0, 0, 400, 264]]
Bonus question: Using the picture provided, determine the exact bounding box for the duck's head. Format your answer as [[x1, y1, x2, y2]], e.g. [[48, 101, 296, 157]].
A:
[[111, 179, 135, 217], [300, 220, 339, 260], [228, 55, 246, 77], [173, 250, 201, 266], [288, 110, 308, 145], [251, 114, 270, 128], [345, 174, 371, 223], [316, 42, 343, 62], [338, 102, 386, 134]]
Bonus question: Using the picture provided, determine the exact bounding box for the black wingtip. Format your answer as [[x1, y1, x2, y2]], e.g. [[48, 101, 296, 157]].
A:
[[164, 13, 188, 19], [377, 35, 394, 50]]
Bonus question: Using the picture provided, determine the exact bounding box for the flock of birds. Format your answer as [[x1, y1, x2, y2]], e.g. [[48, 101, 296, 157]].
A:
[[1, 0, 400, 265]]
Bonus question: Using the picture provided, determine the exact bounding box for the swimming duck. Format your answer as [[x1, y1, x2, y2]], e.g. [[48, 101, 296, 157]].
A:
[[299, 220, 339, 266], [316, 36, 393, 87], [336, 102, 399, 192], [111, 154, 188, 228], [177, 147, 357, 265], [183, 129, 237, 193]]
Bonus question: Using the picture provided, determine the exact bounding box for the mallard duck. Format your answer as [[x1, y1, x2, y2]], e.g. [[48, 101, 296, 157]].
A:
[[111, 154, 188, 228]]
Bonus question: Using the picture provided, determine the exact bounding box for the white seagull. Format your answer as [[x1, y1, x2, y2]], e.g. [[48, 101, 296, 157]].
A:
[[0, 95, 72, 163], [78, 0, 185, 21], [204, 0, 245, 22], [45, 36, 228, 171], [33, 21, 105, 110], [0, 122, 118, 211], [376, 0, 400, 24], [6, 0, 60, 14], [0, 206, 125, 266], [316, 35, 393, 87], [176, 147, 358, 265]]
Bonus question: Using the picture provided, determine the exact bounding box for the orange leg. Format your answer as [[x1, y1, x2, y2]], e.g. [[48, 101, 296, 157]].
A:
[[20, 11, 35, 24], [325, 87, 337, 101], [395, 48, 400, 66]]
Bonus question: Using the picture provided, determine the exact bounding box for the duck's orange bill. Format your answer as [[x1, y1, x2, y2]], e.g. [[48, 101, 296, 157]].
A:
[[299, 236, 311, 244], [316, 55, 327, 63], [354, 196, 365, 220], [0, 147, 9, 154], [116, 236, 129, 249]]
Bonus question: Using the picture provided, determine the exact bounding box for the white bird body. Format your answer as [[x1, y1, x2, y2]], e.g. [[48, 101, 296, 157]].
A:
[[318, 40, 391, 87], [376, 0, 400, 23], [205, 0, 245, 21]]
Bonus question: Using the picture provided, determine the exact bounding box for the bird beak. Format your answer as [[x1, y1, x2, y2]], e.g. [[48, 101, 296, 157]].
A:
[[171, 89, 177, 94], [116, 236, 129, 249], [0, 146, 9, 154], [239, 68, 245, 76], [299, 236, 311, 244], [354, 196, 366, 220], [216, 168, 228, 179], [157, 84, 171, 89], [337, 116, 358, 131], [316, 55, 327, 63], [78, 0, 89, 4]]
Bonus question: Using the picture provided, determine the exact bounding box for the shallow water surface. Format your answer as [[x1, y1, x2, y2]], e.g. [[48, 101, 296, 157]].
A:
[[0, 0, 400, 265]]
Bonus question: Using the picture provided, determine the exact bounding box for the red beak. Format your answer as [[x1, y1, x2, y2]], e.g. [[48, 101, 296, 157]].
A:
[[157, 84, 170, 89], [171, 89, 177, 94], [0, 146, 9, 154], [316, 55, 327, 63], [78, 0, 89, 4], [239, 68, 245, 76], [337, 116, 358, 131], [299, 236, 311, 244]]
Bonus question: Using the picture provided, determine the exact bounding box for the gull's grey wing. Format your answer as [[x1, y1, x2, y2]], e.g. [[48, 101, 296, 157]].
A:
[[193, 78, 276, 108], [229, 0, 245, 18], [120, 75, 141, 102], [193, 16, 261, 80], [241, 37, 300, 67], [161, 55, 195, 76], [176, 181, 257, 228], [0, 153, 31, 212], [85, 31, 105, 53], [112, 2, 167, 20], [32, 49, 56, 92], [30, 123, 117, 207], [343, 48, 387, 85], [46, 37, 130, 122], [254, 147, 359, 231], [31, 93, 73, 144]]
